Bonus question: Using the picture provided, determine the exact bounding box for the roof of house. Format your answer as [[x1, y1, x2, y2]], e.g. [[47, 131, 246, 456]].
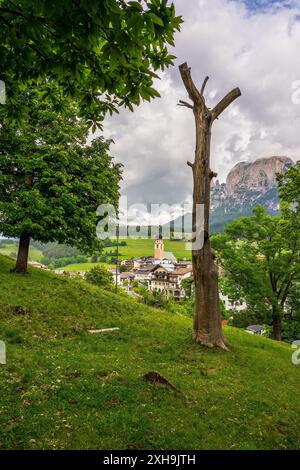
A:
[[151, 265, 174, 274], [246, 325, 264, 332], [163, 251, 177, 262], [164, 267, 175, 272], [120, 272, 135, 279], [135, 265, 156, 274], [152, 264, 168, 271], [175, 261, 192, 267], [28, 261, 49, 269], [171, 268, 192, 276]]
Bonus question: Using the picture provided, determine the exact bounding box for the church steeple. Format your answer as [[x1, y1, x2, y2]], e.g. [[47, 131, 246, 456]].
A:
[[154, 237, 164, 260]]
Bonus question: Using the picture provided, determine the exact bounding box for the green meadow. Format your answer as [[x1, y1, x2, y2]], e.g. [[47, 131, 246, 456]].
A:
[[104, 238, 191, 261], [0, 254, 299, 450], [0, 243, 43, 262]]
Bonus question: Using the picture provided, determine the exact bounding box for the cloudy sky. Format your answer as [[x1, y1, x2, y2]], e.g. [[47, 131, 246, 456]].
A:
[[102, 0, 300, 224]]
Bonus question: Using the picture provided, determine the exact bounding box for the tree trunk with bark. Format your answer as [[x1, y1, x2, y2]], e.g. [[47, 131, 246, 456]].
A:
[[11, 172, 33, 274], [178, 62, 241, 349], [272, 312, 282, 341], [12, 233, 30, 274]]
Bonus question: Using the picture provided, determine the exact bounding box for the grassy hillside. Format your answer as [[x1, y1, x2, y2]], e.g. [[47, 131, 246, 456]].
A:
[[0, 237, 191, 274], [61, 238, 192, 272], [0, 243, 43, 262], [0, 254, 299, 450], [61, 262, 113, 272], [104, 238, 192, 261]]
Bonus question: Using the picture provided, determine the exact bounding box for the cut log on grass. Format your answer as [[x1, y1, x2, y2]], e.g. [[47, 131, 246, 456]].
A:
[[88, 327, 120, 334]]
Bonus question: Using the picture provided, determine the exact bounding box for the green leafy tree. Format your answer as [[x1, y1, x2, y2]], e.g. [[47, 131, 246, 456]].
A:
[[212, 206, 300, 341], [0, 0, 182, 125], [287, 283, 300, 318], [282, 317, 300, 343], [41, 255, 88, 269], [277, 161, 300, 209], [0, 88, 122, 273], [41, 243, 81, 259], [181, 276, 193, 299], [85, 265, 114, 290], [277, 162, 300, 341]]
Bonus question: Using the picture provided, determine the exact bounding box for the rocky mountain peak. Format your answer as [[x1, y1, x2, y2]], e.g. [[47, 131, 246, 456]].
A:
[[210, 156, 295, 231], [167, 156, 295, 233], [226, 156, 294, 197], [211, 156, 294, 213]]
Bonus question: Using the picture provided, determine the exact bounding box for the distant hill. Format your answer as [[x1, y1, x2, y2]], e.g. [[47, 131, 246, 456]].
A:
[[0, 253, 299, 449], [0, 240, 43, 262], [167, 156, 294, 233]]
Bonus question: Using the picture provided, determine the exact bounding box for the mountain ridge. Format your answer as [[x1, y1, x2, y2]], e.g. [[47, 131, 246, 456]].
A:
[[168, 155, 295, 233]]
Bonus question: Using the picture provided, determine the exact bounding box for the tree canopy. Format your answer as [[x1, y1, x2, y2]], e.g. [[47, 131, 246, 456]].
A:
[[277, 161, 300, 209], [85, 264, 114, 290], [212, 206, 300, 340], [0, 87, 122, 272], [0, 0, 182, 127]]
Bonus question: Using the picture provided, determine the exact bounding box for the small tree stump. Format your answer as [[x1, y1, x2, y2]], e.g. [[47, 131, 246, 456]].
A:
[[11, 305, 29, 315], [143, 371, 181, 394]]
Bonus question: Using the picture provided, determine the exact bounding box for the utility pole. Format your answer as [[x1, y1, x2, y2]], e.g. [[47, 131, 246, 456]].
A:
[[115, 222, 119, 294]]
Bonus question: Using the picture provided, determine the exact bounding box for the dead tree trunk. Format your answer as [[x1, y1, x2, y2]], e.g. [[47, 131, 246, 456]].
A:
[[178, 62, 241, 349]]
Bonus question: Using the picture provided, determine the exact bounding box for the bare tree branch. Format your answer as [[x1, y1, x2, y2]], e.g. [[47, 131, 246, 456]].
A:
[[211, 88, 241, 121], [178, 62, 204, 107], [200, 76, 209, 95], [177, 100, 193, 109]]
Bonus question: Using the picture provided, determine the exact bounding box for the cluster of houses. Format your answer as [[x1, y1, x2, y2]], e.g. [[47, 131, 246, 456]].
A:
[[27, 243, 271, 337], [113, 237, 193, 300], [28, 245, 287, 339]]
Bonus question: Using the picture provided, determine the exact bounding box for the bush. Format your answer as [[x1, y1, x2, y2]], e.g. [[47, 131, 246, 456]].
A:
[[41, 255, 88, 268], [220, 300, 230, 320], [85, 265, 114, 290], [261, 324, 272, 338], [181, 277, 193, 299], [41, 243, 81, 259], [282, 318, 300, 343]]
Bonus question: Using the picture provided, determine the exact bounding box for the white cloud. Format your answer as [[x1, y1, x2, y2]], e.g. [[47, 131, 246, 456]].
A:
[[101, 0, 300, 221]]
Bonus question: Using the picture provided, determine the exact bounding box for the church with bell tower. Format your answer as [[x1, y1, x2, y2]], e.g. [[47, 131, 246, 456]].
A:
[[154, 236, 164, 260]]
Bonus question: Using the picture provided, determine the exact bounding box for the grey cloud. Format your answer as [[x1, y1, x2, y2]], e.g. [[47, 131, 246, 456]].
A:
[[100, 0, 300, 220]]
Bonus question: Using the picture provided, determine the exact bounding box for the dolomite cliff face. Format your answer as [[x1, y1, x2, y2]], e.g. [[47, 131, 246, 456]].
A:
[[167, 156, 295, 233], [211, 156, 294, 215]]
